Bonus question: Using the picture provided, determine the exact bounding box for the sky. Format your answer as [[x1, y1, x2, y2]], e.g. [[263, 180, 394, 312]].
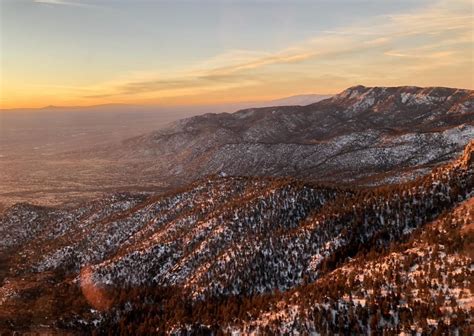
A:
[[0, 0, 472, 109]]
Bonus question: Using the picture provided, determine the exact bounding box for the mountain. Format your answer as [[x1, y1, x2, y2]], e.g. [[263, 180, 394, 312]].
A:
[[226, 196, 474, 335], [97, 85, 473, 188], [0, 94, 331, 208], [0, 86, 473, 334], [0, 139, 472, 334], [1, 86, 471, 209]]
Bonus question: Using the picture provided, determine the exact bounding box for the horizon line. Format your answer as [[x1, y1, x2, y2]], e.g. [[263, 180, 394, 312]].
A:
[[2, 84, 472, 111]]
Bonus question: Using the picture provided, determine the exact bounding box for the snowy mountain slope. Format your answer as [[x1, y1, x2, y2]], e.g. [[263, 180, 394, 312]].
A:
[[0, 140, 472, 334], [91, 86, 473, 187], [228, 198, 474, 335], [1, 86, 471, 210], [95, 142, 473, 335], [1, 86, 473, 334]]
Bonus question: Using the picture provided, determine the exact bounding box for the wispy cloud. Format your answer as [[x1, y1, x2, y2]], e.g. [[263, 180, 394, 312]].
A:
[[33, 0, 97, 8], [32, 0, 473, 105], [384, 50, 455, 59], [320, 30, 378, 37]]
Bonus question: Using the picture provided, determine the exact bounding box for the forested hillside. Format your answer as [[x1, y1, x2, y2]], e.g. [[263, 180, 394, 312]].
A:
[[1, 141, 472, 334]]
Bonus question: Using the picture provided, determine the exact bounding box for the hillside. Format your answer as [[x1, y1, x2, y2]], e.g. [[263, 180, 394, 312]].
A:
[[226, 197, 474, 335], [102, 85, 473, 187], [1, 86, 472, 209], [0, 94, 330, 208], [0, 86, 472, 334], [0, 140, 472, 334]]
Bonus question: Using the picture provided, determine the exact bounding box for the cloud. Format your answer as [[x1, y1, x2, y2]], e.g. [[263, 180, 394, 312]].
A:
[[384, 51, 455, 59], [364, 37, 390, 46], [34, 0, 68, 3], [203, 50, 318, 77], [33, 0, 97, 8], [314, 30, 379, 37], [79, 0, 473, 102], [84, 73, 263, 99]]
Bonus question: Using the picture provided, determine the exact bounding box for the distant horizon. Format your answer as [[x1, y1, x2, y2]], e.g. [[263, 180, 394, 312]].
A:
[[1, 0, 472, 109], [0, 92, 334, 111], [2, 83, 473, 111]]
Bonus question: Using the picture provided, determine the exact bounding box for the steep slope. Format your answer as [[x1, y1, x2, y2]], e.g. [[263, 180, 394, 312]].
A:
[[3, 178, 341, 282], [1, 86, 471, 209], [0, 141, 472, 334], [94, 141, 473, 335], [223, 197, 473, 335], [100, 86, 473, 187]]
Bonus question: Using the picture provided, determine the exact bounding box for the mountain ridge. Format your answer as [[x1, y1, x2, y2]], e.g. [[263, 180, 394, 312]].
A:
[[1, 139, 472, 334], [0, 83, 473, 333], [1, 85, 471, 208], [97, 85, 473, 188]]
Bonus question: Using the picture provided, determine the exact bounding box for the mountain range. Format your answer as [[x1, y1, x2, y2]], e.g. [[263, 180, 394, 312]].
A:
[[95, 85, 473, 188], [0, 85, 473, 334], [0, 93, 331, 208]]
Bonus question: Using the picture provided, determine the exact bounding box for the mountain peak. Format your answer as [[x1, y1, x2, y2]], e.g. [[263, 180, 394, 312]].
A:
[[329, 85, 473, 111], [338, 85, 370, 97]]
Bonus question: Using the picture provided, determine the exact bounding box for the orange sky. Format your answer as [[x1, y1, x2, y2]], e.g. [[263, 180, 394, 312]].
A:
[[1, 0, 473, 109]]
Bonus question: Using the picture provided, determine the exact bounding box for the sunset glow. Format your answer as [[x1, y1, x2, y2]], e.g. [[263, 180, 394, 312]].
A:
[[1, 0, 473, 109]]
